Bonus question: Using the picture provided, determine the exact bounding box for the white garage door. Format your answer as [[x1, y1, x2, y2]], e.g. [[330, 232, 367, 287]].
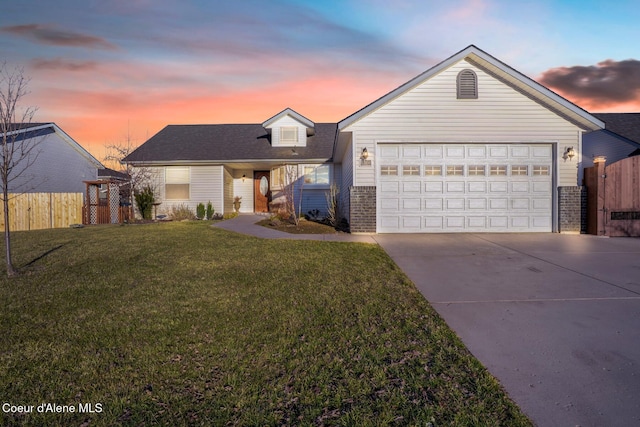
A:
[[378, 143, 553, 233]]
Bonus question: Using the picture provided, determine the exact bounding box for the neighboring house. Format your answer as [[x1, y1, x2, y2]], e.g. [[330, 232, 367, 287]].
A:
[[580, 113, 640, 181], [125, 45, 606, 233], [3, 122, 104, 194]]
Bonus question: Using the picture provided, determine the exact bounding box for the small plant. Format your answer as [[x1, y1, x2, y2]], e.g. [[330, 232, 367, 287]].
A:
[[306, 209, 321, 221], [223, 212, 238, 220], [169, 204, 196, 221], [233, 196, 242, 213], [206, 201, 214, 220], [196, 202, 205, 220], [134, 186, 155, 220]]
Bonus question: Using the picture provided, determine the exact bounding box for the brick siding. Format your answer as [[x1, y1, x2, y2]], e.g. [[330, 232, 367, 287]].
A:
[[349, 186, 376, 233], [558, 186, 586, 233]]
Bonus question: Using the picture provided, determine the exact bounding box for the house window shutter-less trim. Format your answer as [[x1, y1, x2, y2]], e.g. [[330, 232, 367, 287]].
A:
[[165, 166, 190, 200], [457, 69, 478, 99], [280, 127, 298, 144]]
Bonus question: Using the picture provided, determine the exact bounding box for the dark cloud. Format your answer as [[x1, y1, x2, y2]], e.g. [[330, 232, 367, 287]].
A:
[[1, 24, 117, 50], [31, 58, 98, 71], [539, 59, 640, 105]]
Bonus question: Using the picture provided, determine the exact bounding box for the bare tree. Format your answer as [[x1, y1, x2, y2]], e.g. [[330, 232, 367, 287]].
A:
[[277, 164, 303, 226], [0, 64, 38, 277], [103, 130, 156, 219]]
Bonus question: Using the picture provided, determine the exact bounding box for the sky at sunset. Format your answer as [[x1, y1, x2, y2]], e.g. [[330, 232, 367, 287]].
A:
[[1, 0, 639, 162]]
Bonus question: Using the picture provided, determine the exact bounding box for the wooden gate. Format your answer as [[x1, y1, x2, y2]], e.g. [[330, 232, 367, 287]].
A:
[[584, 156, 640, 236]]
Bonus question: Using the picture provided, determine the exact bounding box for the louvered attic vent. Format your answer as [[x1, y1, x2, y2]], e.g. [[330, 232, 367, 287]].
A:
[[457, 69, 478, 99]]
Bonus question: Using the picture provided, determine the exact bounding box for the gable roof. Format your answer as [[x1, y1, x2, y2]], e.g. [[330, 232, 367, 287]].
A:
[[339, 44, 604, 132], [123, 123, 337, 165], [4, 122, 103, 168], [262, 108, 314, 129], [592, 113, 640, 146]]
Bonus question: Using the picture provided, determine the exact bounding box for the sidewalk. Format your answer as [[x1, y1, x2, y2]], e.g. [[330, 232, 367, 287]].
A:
[[211, 214, 377, 244]]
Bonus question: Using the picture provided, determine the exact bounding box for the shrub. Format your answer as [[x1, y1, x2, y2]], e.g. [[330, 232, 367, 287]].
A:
[[134, 186, 155, 220], [206, 201, 214, 220], [169, 204, 196, 221], [196, 202, 205, 220]]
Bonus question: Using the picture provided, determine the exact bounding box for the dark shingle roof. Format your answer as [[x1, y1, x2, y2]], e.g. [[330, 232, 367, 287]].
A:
[[124, 123, 337, 163], [593, 113, 640, 145]]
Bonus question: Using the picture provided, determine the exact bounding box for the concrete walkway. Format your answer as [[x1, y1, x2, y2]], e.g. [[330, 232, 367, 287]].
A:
[[211, 214, 377, 243]]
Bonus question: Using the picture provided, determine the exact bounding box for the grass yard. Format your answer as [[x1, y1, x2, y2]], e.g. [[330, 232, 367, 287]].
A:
[[0, 222, 531, 426]]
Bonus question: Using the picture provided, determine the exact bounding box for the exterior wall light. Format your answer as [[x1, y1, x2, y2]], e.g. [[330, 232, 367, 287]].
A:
[[242, 174, 246, 182], [361, 147, 369, 160], [564, 146, 576, 161]]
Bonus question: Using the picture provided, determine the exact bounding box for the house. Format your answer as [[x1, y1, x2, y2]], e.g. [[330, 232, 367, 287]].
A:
[[125, 45, 606, 233], [580, 113, 640, 181], [3, 122, 104, 194]]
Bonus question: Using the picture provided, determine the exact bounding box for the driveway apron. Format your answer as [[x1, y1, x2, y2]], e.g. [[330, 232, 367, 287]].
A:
[[374, 233, 640, 427]]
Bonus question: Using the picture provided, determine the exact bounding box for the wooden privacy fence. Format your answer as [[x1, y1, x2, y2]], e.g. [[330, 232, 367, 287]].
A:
[[0, 193, 83, 231], [584, 156, 640, 237]]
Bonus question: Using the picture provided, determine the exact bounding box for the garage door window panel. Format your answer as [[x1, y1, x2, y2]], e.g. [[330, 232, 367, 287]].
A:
[[403, 165, 420, 176], [381, 165, 398, 176], [424, 165, 442, 176], [447, 165, 464, 176], [490, 165, 507, 176]]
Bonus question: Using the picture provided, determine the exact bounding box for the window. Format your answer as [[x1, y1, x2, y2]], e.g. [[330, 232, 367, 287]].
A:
[[272, 166, 285, 186], [165, 167, 190, 199], [532, 165, 550, 176], [490, 165, 507, 176], [447, 165, 464, 176], [468, 165, 485, 176], [303, 164, 330, 185], [280, 127, 298, 144], [424, 165, 442, 176], [381, 165, 398, 176], [511, 165, 528, 176], [403, 165, 420, 176], [457, 69, 478, 99]]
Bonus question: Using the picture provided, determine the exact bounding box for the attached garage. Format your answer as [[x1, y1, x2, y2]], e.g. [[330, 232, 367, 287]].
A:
[[378, 143, 553, 233], [337, 45, 605, 234]]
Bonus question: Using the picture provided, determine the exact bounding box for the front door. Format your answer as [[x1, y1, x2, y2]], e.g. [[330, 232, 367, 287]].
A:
[[254, 171, 270, 213]]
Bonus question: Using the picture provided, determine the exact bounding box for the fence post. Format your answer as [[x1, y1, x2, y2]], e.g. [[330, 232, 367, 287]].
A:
[[594, 156, 607, 236]]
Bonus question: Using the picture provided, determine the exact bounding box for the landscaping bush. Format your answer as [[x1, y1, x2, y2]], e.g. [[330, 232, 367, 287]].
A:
[[169, 204, 196, 221], [196, 202, 206, 219], [134, 186, 155, 220], [206, 201, 214, 220]]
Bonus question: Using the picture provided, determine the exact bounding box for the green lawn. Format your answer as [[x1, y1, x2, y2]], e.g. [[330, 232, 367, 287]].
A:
[[0, 222, 531, 426]]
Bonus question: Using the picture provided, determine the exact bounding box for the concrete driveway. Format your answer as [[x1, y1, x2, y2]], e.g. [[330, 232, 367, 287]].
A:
[[374, 233, 640, 427]]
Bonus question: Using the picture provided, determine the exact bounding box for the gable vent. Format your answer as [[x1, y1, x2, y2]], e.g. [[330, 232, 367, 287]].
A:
[[457, 69, 478, 99]]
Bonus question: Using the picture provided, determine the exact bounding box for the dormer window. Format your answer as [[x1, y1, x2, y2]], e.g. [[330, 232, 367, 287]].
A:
[[280, 127, 298, 144], [457, 69, 478, 99]]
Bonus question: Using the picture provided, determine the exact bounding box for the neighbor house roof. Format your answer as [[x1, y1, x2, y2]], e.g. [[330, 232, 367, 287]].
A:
[[592, 113, 640, 146], [123, 123, 337, 165], [339, 44, 604, 132]]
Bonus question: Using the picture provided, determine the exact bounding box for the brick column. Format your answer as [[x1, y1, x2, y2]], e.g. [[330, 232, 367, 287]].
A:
[[558, 186, 585, 233], [349, 186, 376, 233]]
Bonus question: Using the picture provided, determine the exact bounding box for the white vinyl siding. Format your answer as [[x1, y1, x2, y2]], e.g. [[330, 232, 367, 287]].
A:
[[343, 59, 582, 188], [269, 115, 307, 147], [153, 166, 224, 217]]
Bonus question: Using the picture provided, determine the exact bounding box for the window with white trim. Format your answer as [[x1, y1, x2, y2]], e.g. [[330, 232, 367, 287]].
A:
[[302, 164, 330, 185], [447, 165, 464, 176], [381, 165, 398, 176], [511, 165, 528, 176], [403, 165, 420, 176], [165, 166, 190, 199], [468, 165, 485, 176], [490, 165, 507, 176], [424, 165, 442, 176], [532, 165, 550, 176], [280, 127, 298, 144]]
